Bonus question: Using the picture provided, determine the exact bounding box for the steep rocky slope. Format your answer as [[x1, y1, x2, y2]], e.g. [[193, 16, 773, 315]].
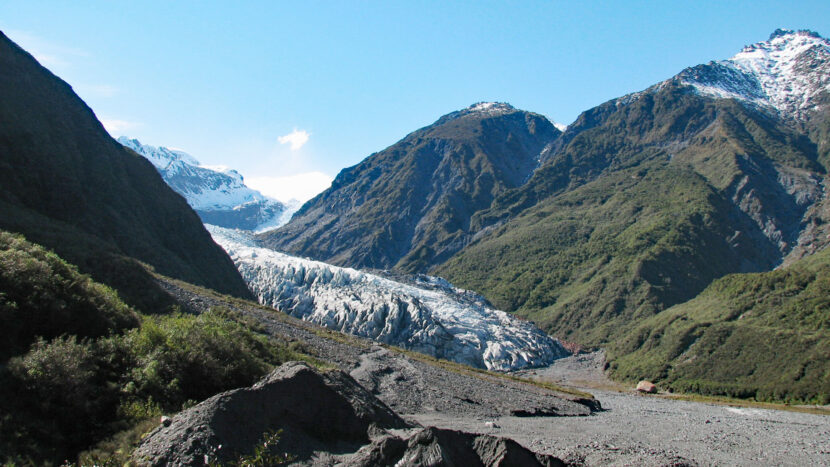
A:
[[0, 31, 250, 310], [119, 137, 294, 232], [210, 226, 568, 371], [260, 102, 560, 272]]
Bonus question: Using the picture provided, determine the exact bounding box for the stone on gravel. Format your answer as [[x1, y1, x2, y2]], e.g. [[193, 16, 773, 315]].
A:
[[132, 361, 410, 466], [636, 380, 657, 393], [346, 427, 567, 466]]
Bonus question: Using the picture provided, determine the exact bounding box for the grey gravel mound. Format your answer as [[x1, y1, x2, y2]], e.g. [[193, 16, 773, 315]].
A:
[[345, 427, 567, 466], [350, 346, 595, 418], [132, 361, 410, 466]]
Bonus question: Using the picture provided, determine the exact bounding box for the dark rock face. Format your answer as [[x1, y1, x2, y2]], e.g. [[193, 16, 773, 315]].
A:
[[0, 32, 251, 310], [260, 103, 561, 272], [347, 427, 566, 467], [133, 362, 410, 465], [133, 361, 573, 466]]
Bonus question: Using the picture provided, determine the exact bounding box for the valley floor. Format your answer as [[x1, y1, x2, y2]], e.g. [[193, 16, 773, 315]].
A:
[[159, 278, 830, 466], [480, 352, 829, 466], [412, 387, 830, 466]]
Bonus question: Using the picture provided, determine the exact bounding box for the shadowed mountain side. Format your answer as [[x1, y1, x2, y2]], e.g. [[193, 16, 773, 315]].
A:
[[0, 31, 251, 310], [260, 103, 561, 272]]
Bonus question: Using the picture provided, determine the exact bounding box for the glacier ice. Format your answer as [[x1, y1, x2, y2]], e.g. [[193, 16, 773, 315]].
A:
[[208, 226, 569, 371]]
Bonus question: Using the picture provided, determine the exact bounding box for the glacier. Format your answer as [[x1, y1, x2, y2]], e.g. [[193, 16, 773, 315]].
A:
[[207, 225, 569, 371], [119, 137, 297, 231]]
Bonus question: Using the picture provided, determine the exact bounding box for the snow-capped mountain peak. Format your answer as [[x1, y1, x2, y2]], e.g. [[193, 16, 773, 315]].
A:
[[119, 137, 296, 231], [119, 137, 200, 169], [677, 29, 830, 119]]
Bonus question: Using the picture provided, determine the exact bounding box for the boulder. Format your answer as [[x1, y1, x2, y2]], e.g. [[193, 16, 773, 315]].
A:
[[132, 361, 410, 466], [636, 380, 657, 394], [346, 427, 566, 466]]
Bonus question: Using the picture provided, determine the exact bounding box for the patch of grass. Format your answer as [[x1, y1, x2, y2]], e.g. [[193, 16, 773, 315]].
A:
[[653, 392, 830, 417]]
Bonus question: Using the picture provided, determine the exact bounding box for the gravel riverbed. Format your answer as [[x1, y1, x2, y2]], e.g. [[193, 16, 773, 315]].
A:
[[412, 352, 830, 466]]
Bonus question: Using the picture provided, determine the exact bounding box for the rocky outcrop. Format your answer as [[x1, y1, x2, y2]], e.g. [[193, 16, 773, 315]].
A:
[[346, 427, 566, 466], [133, 362, 409, 465], [133, 361, 573, 466]]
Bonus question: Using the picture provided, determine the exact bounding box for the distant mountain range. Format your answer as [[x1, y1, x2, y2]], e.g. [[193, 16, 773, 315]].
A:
[[119, 137, 298, 232], [264, 29, 830, 401]]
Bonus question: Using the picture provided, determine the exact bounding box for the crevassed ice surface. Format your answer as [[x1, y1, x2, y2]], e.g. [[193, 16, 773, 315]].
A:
[[677, 29, 830, 118], [208, 225, 569, 371]]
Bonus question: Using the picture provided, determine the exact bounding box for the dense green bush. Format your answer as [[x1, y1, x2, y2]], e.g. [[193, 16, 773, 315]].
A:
[[0, 231, 307, 465], [1, 309, 302, 465], [608, 248, 830, 404], [0, 231, 139, 360], [123, 311, 296, 410]]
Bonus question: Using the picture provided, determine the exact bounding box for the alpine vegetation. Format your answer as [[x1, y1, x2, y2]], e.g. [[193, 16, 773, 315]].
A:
[[209, 226, 569, 371]]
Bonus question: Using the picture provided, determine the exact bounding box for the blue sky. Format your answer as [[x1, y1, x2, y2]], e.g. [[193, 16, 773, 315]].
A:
[[2, 1, 829, 201]]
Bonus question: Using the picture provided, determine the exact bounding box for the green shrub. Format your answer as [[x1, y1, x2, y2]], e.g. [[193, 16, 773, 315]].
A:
[[123, 310, 295, 410], [0, 231, 139, 360]]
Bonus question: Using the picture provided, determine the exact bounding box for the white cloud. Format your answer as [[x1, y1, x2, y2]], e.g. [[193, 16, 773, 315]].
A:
[[246, 172, 333, 203], [100, 118, 140, 135], [277, 129, 310, 151]]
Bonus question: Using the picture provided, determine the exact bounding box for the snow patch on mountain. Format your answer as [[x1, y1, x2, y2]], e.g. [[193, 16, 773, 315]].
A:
[[677, 29, 830, 118], [119, 137, 294, 231], [208, 225, 569, 371], [442, 102, 518, 122]]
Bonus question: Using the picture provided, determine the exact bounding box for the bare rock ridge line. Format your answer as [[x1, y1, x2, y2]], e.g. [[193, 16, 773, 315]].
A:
[[133, 361, 569, 466], [259, 101, 561, 272]]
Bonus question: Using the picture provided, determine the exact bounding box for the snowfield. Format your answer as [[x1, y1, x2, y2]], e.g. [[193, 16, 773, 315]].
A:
[[677, 29, 830, 119], [208, 226, 569, 371]]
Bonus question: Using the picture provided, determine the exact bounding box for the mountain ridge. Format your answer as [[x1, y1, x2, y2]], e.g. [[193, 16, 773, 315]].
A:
[[0, 31, 251, 310], [260, 102, 561, 272], [118, 137, 296, 232]]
